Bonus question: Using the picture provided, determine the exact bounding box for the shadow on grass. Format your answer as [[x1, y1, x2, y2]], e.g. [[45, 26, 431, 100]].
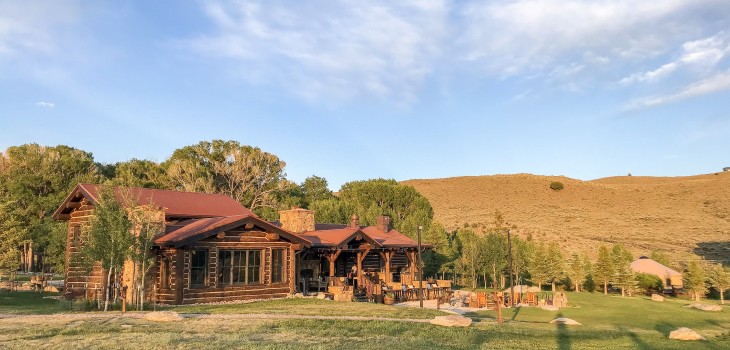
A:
[[511, 306, 521, 321], [556, 312, 571, 350], [616, 326, 652, 350]]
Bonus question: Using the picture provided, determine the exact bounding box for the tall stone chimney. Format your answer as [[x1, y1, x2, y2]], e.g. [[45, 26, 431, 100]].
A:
[[376, 215, 391, 233], [279, 207, 315, 233]]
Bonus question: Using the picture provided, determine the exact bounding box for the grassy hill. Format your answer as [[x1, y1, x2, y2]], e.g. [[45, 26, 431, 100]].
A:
[[404, 171, 730, 263]]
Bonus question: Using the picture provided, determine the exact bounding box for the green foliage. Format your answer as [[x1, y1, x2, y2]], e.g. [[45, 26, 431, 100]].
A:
[[107, 159, 169, 188], [549, 181, 564, 191], [684, 260, 708, 301], [301, 175, 333, 206], [164, 140, 286, 214], [527, 242, 552, 290], [610, 244, 636, 296], [635, 273, 663, 295], [707, 263, 730, 304], [594, 246, 614, 295], [566, 252, 588, 291], [0, 144, 97, 272]]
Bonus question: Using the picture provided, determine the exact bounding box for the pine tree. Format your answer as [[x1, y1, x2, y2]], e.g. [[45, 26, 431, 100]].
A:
[[567, 252, 587, 292], [611, 244, 636, 297], [683, 260, 708, 301], [708, 264, 730, 304], [594, 246, 614, 295]]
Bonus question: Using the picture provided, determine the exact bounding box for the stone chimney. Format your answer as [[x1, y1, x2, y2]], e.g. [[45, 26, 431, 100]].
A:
[[376, 215, 391, 233], [350, 213, 360, 228], [279, 207, 315, 234]]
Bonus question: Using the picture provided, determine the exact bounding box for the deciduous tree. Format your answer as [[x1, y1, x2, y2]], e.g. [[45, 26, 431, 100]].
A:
[[683, 260, 708, 302], [708, 263, 730, 304]]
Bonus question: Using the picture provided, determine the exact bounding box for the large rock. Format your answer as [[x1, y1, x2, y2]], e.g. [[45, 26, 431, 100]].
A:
[[143, 311, 184, 322], [43, 286, 60, 293], [685, 303, 722, 312], [669, 327, 706, 341], [430, 315, 472, 327], [550, 318, 581, 325], [651, 294, 665, 302]]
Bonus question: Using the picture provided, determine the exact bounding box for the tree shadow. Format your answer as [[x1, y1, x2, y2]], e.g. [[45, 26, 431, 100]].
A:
[[616, 326, 653, 350], [693, 242, 730, 265], [555, 312, 571, 350], [511, 306, 521, 321]]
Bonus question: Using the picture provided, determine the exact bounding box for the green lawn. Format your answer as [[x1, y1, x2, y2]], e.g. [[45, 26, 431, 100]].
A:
[[165, 297, 447, 319], [0, 291, 728, 349], [0, 291, 66, 314]]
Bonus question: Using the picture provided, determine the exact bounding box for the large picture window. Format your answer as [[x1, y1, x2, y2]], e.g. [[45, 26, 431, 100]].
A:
[[190, 250, 208, 287], [271, 249, 285, 283], [219, 250, 262, 285]]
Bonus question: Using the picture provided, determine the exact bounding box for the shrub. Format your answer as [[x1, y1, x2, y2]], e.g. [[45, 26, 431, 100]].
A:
[[549, 181, 564, 191], [636, 273, 663, 295]]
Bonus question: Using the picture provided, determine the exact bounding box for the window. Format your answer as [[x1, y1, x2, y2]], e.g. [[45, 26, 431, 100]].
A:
[[218, 250, 261, 285], [190, 250, 208, 287], [272, 249, 285, 283], [72, 225, 81, 246]]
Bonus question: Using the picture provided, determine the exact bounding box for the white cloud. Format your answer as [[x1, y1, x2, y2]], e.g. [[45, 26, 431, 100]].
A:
[[188, 0, 449, 103], [626, 70, 730, 109], [620, 32, 730, 85], [35, 101, 55, 108], [0, 1, 79, 57]]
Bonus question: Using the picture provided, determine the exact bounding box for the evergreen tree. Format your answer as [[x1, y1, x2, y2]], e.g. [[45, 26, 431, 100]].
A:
[[708, 263, 730, 304], [594, 246, 614, 295], [527, 242, 552, 291], [610, 244, 636, 297], [566, 252, 587, 292], [683, 260, 708, 302]]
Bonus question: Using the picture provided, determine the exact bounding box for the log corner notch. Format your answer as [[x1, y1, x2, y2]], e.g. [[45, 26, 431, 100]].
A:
[[265, 233, 279, 241]]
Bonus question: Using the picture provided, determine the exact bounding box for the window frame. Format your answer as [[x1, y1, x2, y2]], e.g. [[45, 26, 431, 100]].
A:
[[218, 249, 262, 286], [271, 249, 285, 283], [189, 250, 209, 288]]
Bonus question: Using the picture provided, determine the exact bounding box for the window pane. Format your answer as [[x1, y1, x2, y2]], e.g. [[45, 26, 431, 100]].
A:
[[190, 250, 208, 287]]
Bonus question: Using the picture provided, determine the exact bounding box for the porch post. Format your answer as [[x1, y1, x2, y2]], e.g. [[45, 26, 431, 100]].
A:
[[380, 251, 392, 284], [356, 251, 363, 286]]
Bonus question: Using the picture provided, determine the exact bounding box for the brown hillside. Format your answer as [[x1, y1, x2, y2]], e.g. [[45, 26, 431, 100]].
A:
[[403, 172, 730, 262]]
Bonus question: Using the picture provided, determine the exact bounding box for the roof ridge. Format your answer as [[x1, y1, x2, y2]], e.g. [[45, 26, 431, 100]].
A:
[[80, 183, 236, 198]]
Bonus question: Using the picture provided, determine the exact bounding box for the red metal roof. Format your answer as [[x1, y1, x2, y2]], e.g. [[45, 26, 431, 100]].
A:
[[298, 225, 423, 249], [53, 183, 255, 219]]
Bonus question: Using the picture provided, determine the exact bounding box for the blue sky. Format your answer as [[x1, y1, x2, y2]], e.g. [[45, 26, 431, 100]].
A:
[[1, 0, 729, 190]]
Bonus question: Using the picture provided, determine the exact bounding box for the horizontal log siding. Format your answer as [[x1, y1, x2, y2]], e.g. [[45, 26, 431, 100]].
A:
[[155, 230, 298, 305], [64, 198, 104, 299]]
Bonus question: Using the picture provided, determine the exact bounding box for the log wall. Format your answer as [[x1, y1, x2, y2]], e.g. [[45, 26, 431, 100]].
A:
[[155, 229, 298, 305], [64, 198, 104, 299]]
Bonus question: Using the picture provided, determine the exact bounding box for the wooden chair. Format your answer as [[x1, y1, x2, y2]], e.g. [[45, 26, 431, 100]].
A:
[[477, 292, 487, 308]]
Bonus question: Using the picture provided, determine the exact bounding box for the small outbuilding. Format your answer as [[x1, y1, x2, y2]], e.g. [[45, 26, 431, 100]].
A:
[[630, 256, 683, 292]]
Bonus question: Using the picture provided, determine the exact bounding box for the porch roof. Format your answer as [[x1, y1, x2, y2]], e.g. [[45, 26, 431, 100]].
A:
[[297, 224, 429, 250]]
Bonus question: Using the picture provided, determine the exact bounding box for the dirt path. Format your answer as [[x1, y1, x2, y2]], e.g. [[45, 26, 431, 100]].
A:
[[0, 312, 433, 323]]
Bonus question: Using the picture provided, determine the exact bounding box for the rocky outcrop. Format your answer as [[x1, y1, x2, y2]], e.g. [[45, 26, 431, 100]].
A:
[[651, 294, 665, 302], [430, 315, 472, 327], [685, 303, 722, 312], [669, 327, 705, 341]]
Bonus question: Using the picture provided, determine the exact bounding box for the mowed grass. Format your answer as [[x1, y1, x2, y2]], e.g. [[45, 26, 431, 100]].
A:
[[0, 291, 66, 314], [165, 297, 447, 319], [0, 291, 729, 349]]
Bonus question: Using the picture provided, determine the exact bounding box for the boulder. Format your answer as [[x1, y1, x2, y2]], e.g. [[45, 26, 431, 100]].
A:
[[43, 286, 60, 293], [651, 294, 665, 302], [143, 311, 184, 322], [685, 303, 722, 312], [541, 305, 560, 311], [669, 327, 705, 341], [316, 293, 327, 300], [430, 315, 472, 327], [550, 317, 581, 325]]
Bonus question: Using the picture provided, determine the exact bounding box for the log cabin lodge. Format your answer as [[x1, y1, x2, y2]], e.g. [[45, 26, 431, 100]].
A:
[[53, 184, 441, 305]]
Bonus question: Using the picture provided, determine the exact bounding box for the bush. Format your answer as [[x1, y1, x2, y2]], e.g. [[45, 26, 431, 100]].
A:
[[549, 181, 564, 191], [636, 273, 663, 295]]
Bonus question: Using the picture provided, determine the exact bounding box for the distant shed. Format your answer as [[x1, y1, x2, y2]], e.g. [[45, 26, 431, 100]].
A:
[[630, 257, 683, 290]]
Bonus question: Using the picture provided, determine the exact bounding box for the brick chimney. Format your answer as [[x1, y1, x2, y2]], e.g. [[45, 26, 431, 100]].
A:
[[376, 215, 391, 233], [350, 213, 360, 228], [279, 207, 315, 234]]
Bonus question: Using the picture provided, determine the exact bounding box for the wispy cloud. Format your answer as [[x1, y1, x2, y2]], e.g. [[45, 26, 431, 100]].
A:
[[187, 0, 449, 103], [35, 101, 55, 108], [620, 33, 730, 85], [626, 70, 730, 109], [0, 1, 79, 57]]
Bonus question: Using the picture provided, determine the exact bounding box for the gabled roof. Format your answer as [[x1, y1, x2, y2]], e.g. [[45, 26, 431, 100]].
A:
[[155, 214, 311, 248], [53, 183, 255, 220], [297, 224, 425, 249]]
